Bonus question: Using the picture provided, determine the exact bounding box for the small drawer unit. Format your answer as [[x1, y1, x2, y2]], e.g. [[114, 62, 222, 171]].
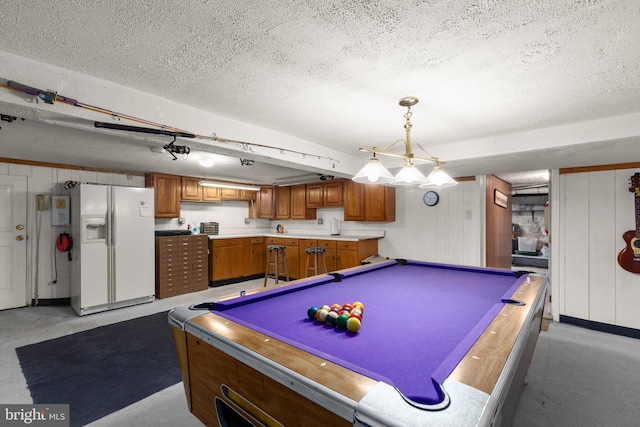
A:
[[155, 235, 209, 298]]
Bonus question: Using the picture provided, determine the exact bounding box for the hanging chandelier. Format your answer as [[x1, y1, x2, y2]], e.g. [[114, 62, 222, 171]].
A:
[[352, 97, 457, 188]]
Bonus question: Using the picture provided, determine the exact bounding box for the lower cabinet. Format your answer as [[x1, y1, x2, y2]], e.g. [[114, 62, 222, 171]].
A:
[[299, 239, 378, 278], [266, 237, 299, 279], [208, 236, 379, 282], [210, 237, 266, 283], [156, 235, 209, 298], [249, 237, 265, 276], [210, 238, 248, 282]]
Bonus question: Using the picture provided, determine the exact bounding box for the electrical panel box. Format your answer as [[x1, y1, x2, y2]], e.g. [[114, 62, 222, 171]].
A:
[[51, 196, 70, 226]]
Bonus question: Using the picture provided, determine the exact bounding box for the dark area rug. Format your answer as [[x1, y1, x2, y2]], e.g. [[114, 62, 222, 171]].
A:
[[15, 311, 181, 427]]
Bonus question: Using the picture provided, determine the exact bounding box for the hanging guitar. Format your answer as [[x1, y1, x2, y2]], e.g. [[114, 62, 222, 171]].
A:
[[617, 173, 640, 273]]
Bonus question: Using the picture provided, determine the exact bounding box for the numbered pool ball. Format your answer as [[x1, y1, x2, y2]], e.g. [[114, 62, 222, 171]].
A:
[[307, 306, 319, 320]]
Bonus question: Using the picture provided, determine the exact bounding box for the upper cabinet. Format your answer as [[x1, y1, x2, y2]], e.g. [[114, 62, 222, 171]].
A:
[[181, 177, 221, 202], [343, 181, 396, 222], [290, 184, 316, 220], [306, 180, 343, 208], [343, 180, 365, 221], [181, 177, 202, 201], [253, 186, 276, 219], [146, 173, 181, 218], [276, 186, 291, 219]]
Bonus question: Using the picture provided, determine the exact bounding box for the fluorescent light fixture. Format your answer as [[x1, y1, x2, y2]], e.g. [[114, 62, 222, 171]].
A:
[[199, 181, 260, 191]]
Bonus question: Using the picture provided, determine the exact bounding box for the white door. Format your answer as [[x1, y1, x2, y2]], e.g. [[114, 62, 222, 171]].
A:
[[0, 176, 28, 310]]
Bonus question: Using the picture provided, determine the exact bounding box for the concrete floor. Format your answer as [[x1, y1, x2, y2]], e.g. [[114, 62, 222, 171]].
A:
[[3, 277, 640, 427]]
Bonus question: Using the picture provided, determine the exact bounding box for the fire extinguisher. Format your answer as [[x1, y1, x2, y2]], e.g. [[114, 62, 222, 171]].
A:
[[56, 232, 73, 261]]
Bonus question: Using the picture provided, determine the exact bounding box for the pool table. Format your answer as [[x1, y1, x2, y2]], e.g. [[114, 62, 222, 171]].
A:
[[169, 259, 548, 426]]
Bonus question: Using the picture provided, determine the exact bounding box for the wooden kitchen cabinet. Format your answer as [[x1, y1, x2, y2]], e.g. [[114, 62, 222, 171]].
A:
[[220, 188, 239, 200], [323, 180, 343, 207], [306, 180, 343, 208], [146, 173, 181, 218], [251, 186, 276, 219], [249, 237, 265, 275], [238, 189, 257, 201], [267, 237, 299, 279], [181, 177, 202, 201], [335, 239, 379, 270], [276, 186, 291, 219], [290, 184, 316, 220], [182, 178, 222, 202], [299, 239, 317, 277], [343, 180, 365, 221], [155, 235, 209, 298], [343, 181, 396, 222], [210, 238, 248, 281], [202, 185, 221, 201]]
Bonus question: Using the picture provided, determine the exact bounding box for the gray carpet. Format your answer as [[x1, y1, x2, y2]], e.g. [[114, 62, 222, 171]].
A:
[[513, 322, 640, 427]]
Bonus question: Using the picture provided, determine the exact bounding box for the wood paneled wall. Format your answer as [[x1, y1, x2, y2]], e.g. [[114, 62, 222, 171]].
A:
[[485, 175, 513, 269]]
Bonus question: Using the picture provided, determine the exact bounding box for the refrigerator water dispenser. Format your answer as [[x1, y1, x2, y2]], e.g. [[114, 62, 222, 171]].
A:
[[82, 216, 107, 242]]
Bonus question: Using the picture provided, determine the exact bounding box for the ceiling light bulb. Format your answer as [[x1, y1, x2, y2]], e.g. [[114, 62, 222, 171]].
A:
[[391, 163, 428, 186], [352, 157, 395, 184], [420, 165, 457, 188]]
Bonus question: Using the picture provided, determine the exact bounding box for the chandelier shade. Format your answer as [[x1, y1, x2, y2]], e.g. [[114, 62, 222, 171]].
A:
[[352, 156, 396, 184], [420, 164, 458, 188]]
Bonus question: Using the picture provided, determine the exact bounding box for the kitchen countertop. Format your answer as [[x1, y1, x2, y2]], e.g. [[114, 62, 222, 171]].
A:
[[205, 232, 384, 242]]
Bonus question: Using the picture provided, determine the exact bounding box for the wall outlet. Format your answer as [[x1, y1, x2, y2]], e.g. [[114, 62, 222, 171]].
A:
[[317, 218, 323, 225]]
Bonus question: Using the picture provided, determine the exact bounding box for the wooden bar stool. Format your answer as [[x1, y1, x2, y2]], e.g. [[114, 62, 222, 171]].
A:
[[264, 245, 289, 286], [305, 246, 327, 277]]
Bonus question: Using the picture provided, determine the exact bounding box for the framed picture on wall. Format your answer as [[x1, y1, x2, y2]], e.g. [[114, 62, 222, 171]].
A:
[[494, 189, 508, 209]]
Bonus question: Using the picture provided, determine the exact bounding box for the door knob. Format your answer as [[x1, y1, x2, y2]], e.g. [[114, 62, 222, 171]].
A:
[[16, 235, 24, 241], [16, 225, 24, 230]]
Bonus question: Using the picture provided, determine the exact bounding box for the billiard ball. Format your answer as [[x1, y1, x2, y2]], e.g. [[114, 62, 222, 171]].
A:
[[336, 314, 349, 329], [321, 305, 331, 312], [348, 313, 362, 322], [316, 308, 329, 323], [347, 317, 361, 332], [352, 302, 364, 311], [331, 304, 342, 311], [326, 311, 339, 326], [350, 307, 362, 317], [307, 306, 319, 320]]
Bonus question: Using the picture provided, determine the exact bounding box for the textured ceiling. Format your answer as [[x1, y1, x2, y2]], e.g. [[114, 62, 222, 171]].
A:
[[1, 0, 640, 184]]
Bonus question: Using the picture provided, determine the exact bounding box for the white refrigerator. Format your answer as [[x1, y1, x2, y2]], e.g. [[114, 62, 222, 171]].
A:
[[70, 184, 155, 315]]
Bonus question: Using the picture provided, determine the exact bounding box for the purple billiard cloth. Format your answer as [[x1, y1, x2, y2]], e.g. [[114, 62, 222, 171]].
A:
[[213, 260, 525, 407]]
